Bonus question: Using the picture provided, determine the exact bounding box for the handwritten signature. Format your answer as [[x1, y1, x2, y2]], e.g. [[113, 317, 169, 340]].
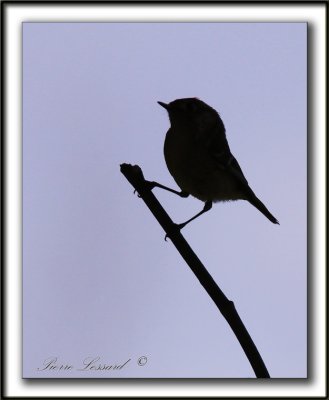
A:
[[37, 356, 133, 372]]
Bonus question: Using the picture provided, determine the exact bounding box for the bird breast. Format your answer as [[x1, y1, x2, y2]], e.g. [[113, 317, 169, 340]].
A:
[[164, 127, 243, 202]]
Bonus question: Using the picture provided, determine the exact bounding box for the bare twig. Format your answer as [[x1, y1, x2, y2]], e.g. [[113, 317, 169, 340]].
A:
[[120, 163, 270, 378]]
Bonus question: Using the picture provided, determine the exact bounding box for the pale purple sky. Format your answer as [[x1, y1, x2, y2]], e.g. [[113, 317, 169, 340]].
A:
[[23, 22, 306, 378]]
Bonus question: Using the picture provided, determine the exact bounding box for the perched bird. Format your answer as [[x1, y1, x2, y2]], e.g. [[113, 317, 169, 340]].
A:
[[155, 97, 279, 229]]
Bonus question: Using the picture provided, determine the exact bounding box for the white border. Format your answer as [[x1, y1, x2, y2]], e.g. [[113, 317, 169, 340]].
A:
[[4, 3, 326, 398]]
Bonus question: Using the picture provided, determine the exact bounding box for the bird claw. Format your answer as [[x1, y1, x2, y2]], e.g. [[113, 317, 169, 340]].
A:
[[134, 181, 156, 197], [144, 181, 157, 190], [176, 222, 187, 230], [164, 222, 186, 241]]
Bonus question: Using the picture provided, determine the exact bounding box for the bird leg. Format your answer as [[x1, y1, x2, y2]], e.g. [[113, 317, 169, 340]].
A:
[[143, 180, 189, 198], [164, 200, 213, 240], [177, 200, 213, 230]]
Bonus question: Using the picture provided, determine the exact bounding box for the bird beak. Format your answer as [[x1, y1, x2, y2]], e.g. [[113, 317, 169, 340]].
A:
[[157, 101, 169, 110]]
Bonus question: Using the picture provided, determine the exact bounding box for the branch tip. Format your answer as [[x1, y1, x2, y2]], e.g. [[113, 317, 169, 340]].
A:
[[120, 163, 145, 182]]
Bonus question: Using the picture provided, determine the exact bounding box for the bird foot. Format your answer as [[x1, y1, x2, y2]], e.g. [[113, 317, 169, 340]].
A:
[[134, 181, 157, 197], [164, 222, 186, 241]]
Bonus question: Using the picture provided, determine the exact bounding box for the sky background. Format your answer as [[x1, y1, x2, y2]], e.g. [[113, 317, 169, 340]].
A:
[[23, 22, 306, 378]]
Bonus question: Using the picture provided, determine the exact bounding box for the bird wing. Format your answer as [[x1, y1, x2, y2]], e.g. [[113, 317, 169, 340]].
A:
[[203, 125, 250, 188], [226, 156, 250, 187]]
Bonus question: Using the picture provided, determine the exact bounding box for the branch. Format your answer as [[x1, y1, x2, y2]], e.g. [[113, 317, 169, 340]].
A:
[[120, 163, 270, 378]]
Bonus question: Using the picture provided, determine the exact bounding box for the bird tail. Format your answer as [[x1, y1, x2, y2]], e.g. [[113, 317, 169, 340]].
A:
[[248, 193, 279, 225]]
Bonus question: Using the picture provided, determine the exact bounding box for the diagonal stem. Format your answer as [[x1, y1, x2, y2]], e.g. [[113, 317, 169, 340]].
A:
[[120, 163, 270, 378]]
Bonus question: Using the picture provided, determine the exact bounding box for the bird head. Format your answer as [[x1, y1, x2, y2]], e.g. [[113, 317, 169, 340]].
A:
[[158, 98, 220, 130]]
